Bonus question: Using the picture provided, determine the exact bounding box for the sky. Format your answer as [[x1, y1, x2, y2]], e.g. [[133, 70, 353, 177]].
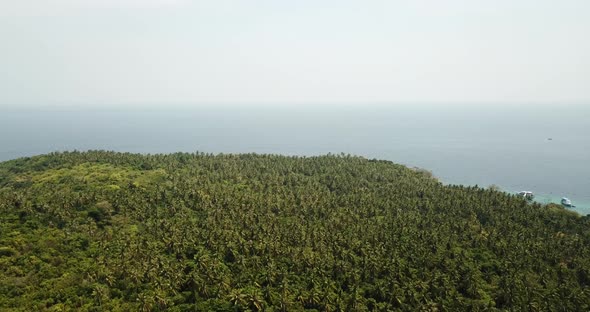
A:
[[0, 0, 589, 108]]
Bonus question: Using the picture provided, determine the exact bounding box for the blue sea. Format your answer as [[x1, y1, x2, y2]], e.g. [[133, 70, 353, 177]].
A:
[[1, 104, 589, 214]]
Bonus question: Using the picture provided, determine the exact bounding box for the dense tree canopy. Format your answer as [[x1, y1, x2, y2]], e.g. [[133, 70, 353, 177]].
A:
[[0, 151, 589, 311]]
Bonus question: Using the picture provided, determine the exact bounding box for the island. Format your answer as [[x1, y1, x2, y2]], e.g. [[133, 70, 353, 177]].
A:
[[1, 151, 589, 311]]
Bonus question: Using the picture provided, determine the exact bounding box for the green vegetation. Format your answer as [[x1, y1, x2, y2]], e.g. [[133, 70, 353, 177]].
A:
[[1, 151, 589, 311]]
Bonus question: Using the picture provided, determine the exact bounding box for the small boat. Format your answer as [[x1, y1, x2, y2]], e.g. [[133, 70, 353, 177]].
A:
[[518, 191, 534, 200], [561, 197, 575, 207]]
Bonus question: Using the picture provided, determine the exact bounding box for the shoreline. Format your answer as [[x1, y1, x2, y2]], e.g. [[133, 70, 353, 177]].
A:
[[490, 186, 590, 216], [2, 150, 589, 215]]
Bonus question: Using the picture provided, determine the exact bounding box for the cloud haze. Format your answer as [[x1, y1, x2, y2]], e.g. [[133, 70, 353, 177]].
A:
[[1, 0, 589, 107], [2, 0, 188, 15]]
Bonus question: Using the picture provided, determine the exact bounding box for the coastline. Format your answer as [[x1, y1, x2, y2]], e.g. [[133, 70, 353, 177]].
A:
[[489, 186, 590, 216], [2, 150, 589, 216]]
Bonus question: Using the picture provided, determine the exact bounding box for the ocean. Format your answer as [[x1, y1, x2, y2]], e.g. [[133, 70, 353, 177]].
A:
[[1, 104, 589, 214]]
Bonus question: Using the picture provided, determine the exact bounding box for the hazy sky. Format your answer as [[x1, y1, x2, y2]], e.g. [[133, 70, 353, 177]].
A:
[[1, 0, 589, 107]]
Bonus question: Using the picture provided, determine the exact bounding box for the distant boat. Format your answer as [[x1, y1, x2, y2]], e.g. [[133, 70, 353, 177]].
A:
[[561, 197, 575, 207], [547, 138, 553, 141], [518, 191, 534, 200]]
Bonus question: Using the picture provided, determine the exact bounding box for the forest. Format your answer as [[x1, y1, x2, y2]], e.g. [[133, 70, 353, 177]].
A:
[[0, 151, 589, 311]]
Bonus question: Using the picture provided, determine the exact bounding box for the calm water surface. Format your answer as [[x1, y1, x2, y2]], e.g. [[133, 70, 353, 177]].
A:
[[1, 105, 589, 214]]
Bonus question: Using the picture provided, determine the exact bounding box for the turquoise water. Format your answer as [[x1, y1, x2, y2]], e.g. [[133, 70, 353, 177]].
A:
[[533, 194, 587, 211], [505, 192, 589, 215], [1, 105, 589, 214]]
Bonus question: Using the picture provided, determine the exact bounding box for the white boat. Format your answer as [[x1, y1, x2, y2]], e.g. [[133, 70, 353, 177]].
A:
[[517, 191, 534, 200], [561, 197, 574, 207]]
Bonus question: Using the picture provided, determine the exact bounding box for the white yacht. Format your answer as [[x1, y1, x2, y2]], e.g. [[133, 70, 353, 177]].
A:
[[517, 191, 534, 200], [561, 197, 574, 207]]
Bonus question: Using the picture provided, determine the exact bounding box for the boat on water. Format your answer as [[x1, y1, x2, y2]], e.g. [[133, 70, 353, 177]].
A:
[[561, 197, 575, 208], [518, 191, 534, 200]]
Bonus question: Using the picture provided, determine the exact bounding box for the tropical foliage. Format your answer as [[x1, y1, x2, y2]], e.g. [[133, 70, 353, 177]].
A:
[[1, 151, 589, 311]]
